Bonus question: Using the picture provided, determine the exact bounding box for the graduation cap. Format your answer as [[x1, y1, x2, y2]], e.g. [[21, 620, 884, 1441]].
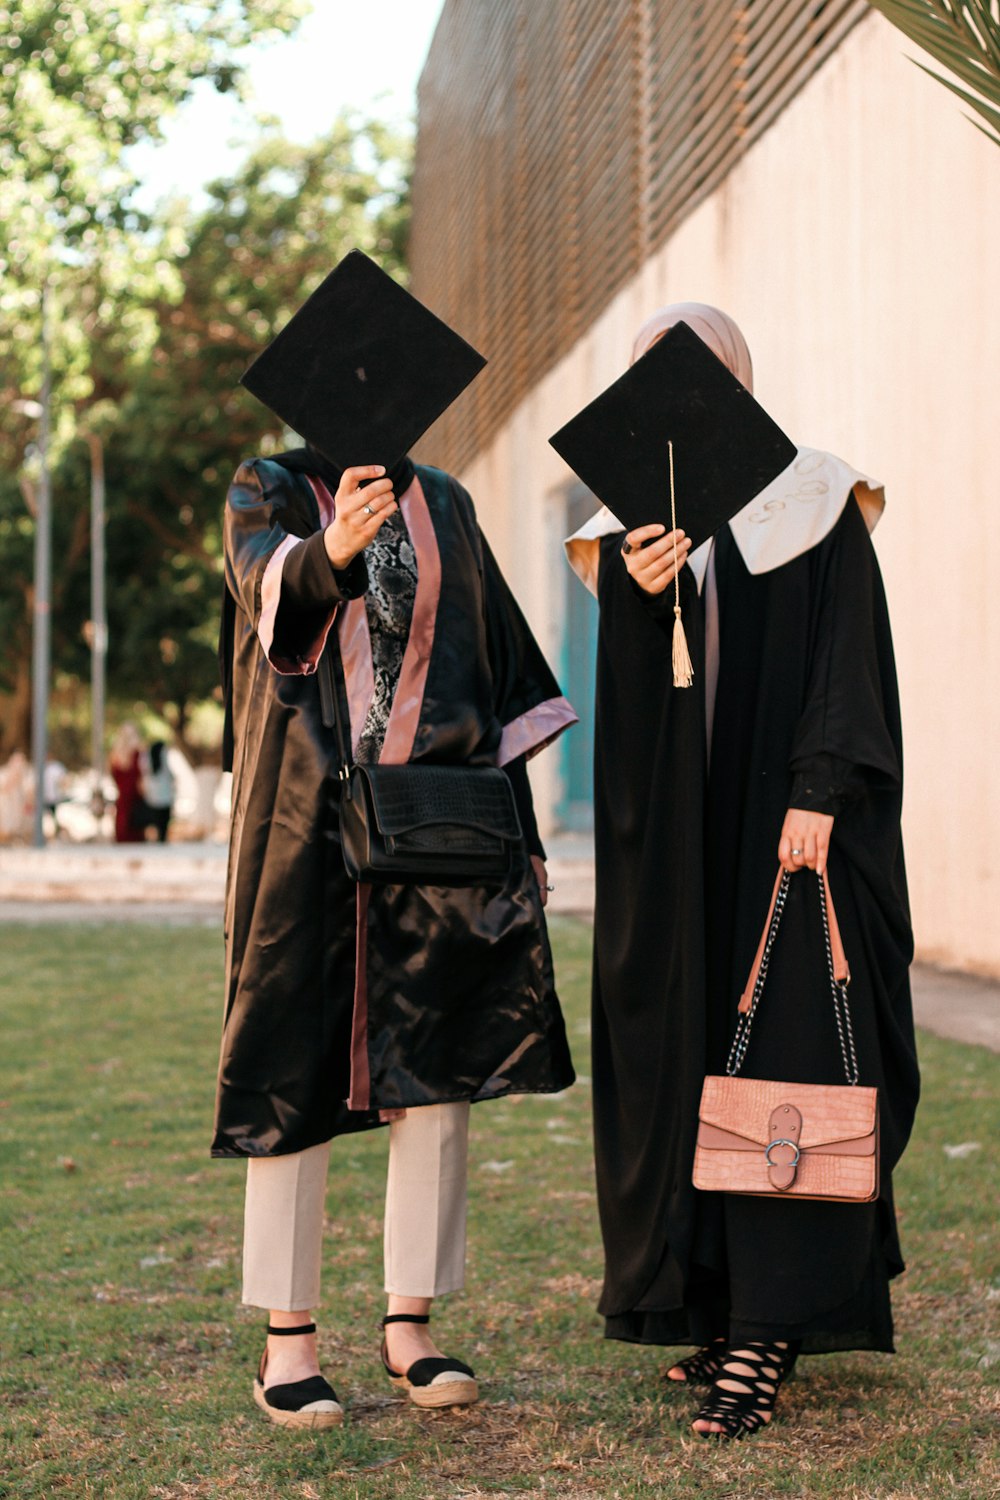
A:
[[549, 319, 796, 687], [240, 249, 487, 471]]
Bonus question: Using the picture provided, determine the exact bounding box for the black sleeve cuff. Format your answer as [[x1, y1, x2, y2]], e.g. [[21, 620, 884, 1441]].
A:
[[504, 755, 546, 861], [627, 573, 675, 619], [279, 531, 369, 609], [789, 753, 864, 817], [330, 551, 369, 600]]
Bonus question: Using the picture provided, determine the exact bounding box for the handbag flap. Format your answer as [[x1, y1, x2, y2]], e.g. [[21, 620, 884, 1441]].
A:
[[698, 1075, 877, 1149], [355, 764, 523, 840]]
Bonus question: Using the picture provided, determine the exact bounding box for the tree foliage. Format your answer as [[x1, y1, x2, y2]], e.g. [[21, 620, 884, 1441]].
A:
[[0, 0, 309, 242], [0, 0, 311, 756], [0, 0, 411, 760], [92, 120, 409, 752], [0, 113, 411, 758]]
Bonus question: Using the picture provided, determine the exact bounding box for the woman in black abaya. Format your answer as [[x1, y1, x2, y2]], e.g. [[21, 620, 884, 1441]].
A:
[[565, 304, 919, 1440]]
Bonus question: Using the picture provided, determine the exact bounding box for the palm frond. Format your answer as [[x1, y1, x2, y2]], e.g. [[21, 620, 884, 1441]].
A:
[[913, 57, 1000, 131], [869, 0, 1000, 146]]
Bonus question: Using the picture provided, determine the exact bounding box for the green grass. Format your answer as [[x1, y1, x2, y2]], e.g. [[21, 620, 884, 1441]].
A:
[[0, 918, 997, 1499]]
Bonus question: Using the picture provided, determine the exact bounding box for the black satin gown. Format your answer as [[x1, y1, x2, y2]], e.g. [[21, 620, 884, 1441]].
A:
[[213, 459, 575, 1158]]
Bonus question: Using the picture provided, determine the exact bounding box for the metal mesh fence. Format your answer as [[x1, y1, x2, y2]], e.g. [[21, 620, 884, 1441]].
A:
[[410, 0, 865, 473]]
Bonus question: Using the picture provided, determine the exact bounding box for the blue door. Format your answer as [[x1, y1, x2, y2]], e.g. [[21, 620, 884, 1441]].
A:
[[558, 484, 599, 831]]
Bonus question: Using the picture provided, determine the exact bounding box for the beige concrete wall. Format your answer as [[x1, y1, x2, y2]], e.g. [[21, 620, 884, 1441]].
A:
[[462, 12, 1000, 974]]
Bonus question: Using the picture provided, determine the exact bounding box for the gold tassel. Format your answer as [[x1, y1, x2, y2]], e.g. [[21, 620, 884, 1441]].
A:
[[668, 439, 694, 689], [672, 604, 694, 688]]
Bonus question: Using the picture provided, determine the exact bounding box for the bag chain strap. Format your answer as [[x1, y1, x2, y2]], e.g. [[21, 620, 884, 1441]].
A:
[[726, 870, 859, 1086], [816, 871, 860, 1085]]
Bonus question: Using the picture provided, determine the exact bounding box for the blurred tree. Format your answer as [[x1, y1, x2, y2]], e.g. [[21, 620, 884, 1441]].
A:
[[0, 0, 310, 251], [869, 1, 1000, 146], [0, 115, 411, 758], [85, 119, 410, 756], [0, 0, 406, 759], [0, 0, 311, 755]]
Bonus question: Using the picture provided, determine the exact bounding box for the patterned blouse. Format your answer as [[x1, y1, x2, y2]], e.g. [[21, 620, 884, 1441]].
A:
[[354, 507, 419, 764]]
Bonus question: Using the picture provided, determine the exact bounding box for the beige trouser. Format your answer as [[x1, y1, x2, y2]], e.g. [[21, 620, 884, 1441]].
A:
[[242, 1102, 470, 1311]]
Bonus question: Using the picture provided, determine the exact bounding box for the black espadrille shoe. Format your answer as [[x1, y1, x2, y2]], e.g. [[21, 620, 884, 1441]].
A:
[[253, 1323, 344, 1429], [379, 1313, 478, 1409]]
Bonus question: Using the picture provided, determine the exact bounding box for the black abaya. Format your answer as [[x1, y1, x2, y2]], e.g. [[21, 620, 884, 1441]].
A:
[[591, 499, 919, 1355]]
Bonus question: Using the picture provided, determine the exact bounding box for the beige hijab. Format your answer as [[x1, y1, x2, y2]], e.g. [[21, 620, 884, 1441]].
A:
[[565, 302, 883, 595], [631, 301, 754, 389]]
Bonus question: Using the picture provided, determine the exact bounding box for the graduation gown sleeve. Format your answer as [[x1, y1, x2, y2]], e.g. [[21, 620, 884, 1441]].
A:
[[224, 459, 368, 676], [480, 534, 579, 765], [788, 498, 902, 796]]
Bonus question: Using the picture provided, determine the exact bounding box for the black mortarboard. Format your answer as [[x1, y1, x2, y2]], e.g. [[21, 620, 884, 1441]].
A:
[[548, 320, 796, 552], [240, 250, 487, 470]]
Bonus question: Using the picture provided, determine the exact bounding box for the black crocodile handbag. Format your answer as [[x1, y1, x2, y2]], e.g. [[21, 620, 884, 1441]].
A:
[[320, 654, 523, 885], [340, 762, 523, 884]]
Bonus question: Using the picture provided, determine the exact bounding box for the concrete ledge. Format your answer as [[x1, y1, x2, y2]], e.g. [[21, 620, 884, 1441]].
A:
[[0, 839, 596, 916], [0, 844, 227, 906], [911, 966, 1000, 1053]]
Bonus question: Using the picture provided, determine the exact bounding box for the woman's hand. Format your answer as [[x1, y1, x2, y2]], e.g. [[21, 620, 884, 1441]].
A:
[[531, 855, 549, 908], [323, 464, 398, 570], [778, 808, 834, 876], [620, 525, 692, 595]]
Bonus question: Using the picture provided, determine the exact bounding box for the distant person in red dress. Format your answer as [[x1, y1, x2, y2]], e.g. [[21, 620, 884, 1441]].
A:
[[109, 724, 146, 843]]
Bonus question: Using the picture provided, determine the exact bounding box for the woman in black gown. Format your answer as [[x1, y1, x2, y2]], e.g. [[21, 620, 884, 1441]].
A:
[[219, 448, 576, 1425], [565, 304, 919, 1439]]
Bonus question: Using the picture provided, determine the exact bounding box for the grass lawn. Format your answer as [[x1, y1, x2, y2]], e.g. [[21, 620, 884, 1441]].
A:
[[0, 917, 997, 1499]]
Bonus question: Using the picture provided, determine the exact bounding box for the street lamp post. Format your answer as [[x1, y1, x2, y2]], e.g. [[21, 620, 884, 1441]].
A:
[[19, 382, 109, 836], [87, 433, 107, 792], [30, 287, 53, 850]]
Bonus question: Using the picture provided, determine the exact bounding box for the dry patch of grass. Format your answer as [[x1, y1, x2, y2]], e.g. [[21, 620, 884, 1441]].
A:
[[0, 919, 997, 1499]]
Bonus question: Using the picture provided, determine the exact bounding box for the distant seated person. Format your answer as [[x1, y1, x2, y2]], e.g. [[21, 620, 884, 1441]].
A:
[[141, 741, 176, 844], [0, 751, 33, 843], [109, 723, 146, 843], [42, 755, 68, 836]]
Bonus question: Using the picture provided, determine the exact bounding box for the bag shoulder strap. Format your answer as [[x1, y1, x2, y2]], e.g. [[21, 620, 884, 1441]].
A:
[[319, 649, 352, 781], [738, 867, 850, 1015]]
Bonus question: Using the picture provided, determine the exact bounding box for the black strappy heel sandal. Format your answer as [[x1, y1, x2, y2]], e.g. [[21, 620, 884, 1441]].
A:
[[665, 1337, 728, 1386], [692, 1339, 800, 1440], [253, 1322, 344, 1429], [379, 1313, 479, 1409]]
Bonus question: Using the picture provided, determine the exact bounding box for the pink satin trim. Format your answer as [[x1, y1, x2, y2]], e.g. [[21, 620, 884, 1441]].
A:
[[337, 598, 375, 754], [257, 535, 301, 665], [347, 883, 372, 1111], [306, 475, 338, 527], [379, 473, 440, 765], [259, 535, 337, 674], [497, 694, 579, 766], [256, 476, 340, 675]]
